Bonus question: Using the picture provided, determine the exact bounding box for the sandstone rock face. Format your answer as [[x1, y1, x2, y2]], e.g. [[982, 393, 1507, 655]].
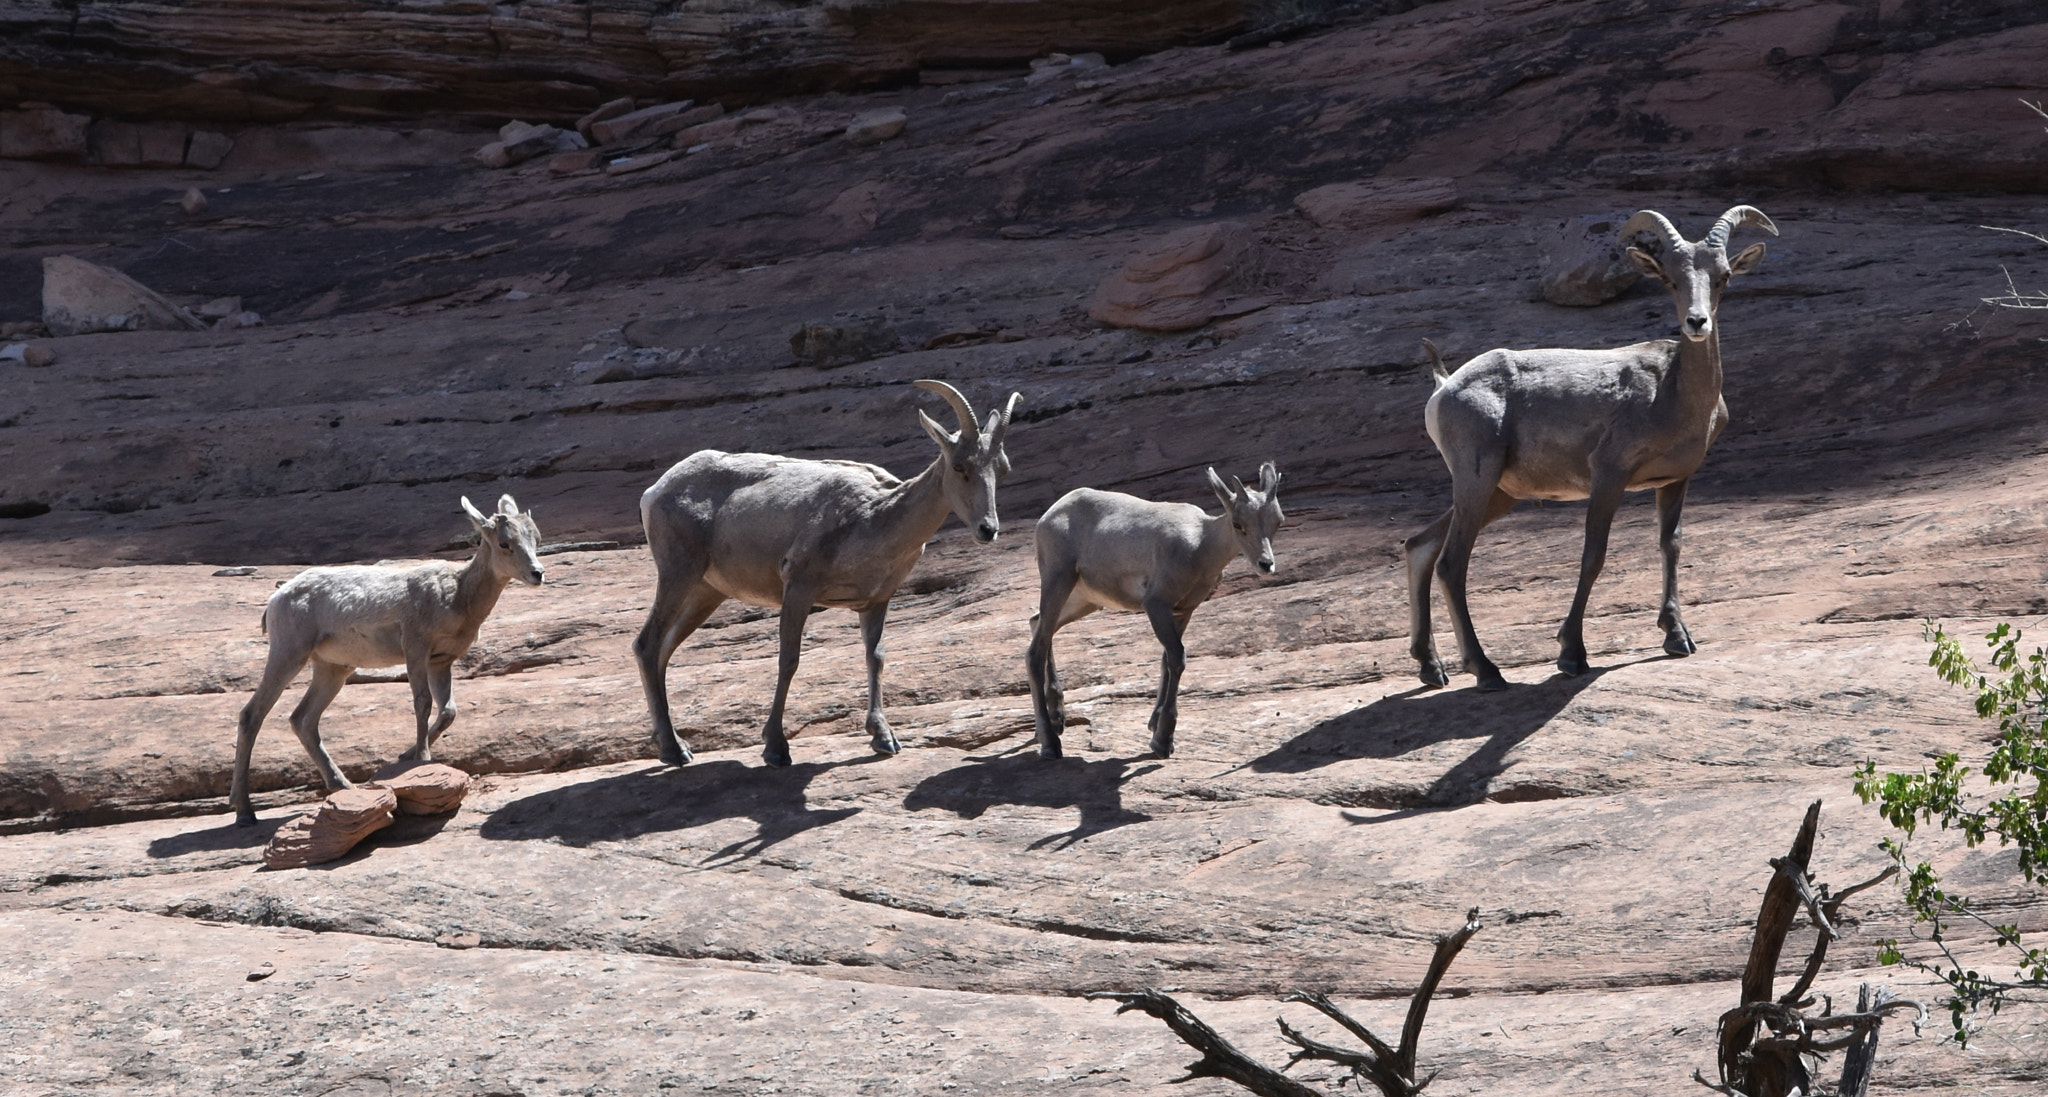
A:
[[40, 255, 206, 337], [1541, 211, 1644, 307], [260, 787, 397, 869], [0, 1, 1244, 125], [1293, 176, 1458, 230], [368, 761, 470, 816], [183, 130, 233, 168], [1088, 222, 1253, 331], [0, 106, 89, 161]]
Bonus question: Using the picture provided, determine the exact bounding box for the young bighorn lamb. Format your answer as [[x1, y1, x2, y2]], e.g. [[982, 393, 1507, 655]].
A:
[[230, 495, 544, 826], [1027, 463, 1283, 759], [635, 379, 1022, 768], [1406, 204, 1776, 691]]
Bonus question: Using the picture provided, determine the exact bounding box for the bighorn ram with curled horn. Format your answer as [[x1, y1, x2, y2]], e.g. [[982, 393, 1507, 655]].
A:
[[1406, 204, 1776, 690], [635, 379, 1022, 767]]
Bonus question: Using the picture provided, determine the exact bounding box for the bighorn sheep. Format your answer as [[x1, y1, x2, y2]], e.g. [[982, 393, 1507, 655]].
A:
[[635, 379, 1022, 768], [1405, 205, 1776, 690], [1027, 463, 1283, 759], [230, 495, 545, 826]]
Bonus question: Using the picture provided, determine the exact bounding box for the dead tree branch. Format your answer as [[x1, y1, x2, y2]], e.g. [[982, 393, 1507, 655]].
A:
[[1708, 800, 1925, 1097], [1095, 908, 1483, 1097]]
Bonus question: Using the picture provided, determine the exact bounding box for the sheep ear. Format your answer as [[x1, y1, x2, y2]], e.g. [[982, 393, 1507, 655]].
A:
[[498, 494, 520, 516], [461, 496, 490, 530], [1206, 467, 1235, 507], [1259, 461, 1279, 494], [1729, 241, 1767, 276], [917, 408, 959, 452], [1625, 246, 1665, 281]]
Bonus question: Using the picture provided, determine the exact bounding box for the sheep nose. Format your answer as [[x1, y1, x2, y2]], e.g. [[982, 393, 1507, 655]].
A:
[[976, 521, 999, 542], [1684, 314, 1711, 336], [531, 567, 546, 584], [1257, 557, 1276, 575]]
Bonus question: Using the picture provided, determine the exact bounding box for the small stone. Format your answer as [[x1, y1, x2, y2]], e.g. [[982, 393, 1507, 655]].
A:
[[547, 149, 603, 175], [22, 345, 55, 368], [185, 131, 233, 170], [212, 311, 263, 331], [575, 96, 637, 142], [246, 962, 275, 982], [589, 101, 696, 146], [604, 150, 676, 175], [1540, 212, 1644, 307], [261, 788, 398, 869], [41, 255, 207, 337], [369, 761, 471, 816], [844, 108, 907, 146], [180, 187, 208, 215], [195, 295, 241, 320], [211, 566, 258, 577], [672, 116, 741, 149], [435, 931, 482, 950]]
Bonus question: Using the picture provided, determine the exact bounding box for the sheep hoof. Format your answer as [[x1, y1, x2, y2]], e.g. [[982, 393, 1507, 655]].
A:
[[1038, 735, 1064, 760], [1663, 630, 1697, 657], [1149, 734, 1174, 759], [762, 744, 793, 768], [1474, 670, 1510, 693], [657, 737, 692, 767], [234, 810, 258, 828], [1417, 660, 1450, 688], [1555, 651, 1590, 677], [870, 734, 900, 756]]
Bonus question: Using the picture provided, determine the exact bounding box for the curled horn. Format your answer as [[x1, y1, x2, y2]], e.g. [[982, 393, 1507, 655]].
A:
[[1618, 209, 1687, 254], [913, 379, 979, 442], [989, 391, 1022, 446], [1705, 204, 1778, 250]]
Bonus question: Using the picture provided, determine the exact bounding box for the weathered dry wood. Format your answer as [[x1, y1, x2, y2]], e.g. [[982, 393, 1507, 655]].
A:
[[1708, 801, 1925, 1097], [1097, 909, 1482, 1097], [1086, 989, 1324, 1097]]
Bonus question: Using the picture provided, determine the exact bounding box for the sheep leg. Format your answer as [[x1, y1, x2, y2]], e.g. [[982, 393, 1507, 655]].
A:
[[1404, 509, 1454, 687], [858, 605, 900, 756], [426, 657, 457, 744], [1436, 485, 1516, 692], [633, 576, 724, 767], [288, 659, 354, 793], [1143, 600, 1188, 758], [761, 588, 817, 768], [399, 644, 436, 763], [1027, 569, 1082, 759], [232, 643, 312, 826], [1556, 475, 1627, 677], [1656, 478, 1697, 656]]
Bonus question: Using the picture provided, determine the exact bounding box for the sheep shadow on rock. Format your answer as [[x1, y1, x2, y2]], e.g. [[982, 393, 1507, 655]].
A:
[[478, 758, 868, 864], [1250, 659, 1650, 811], [903, 753, 1158, 850], [147, 816, 284, 859]]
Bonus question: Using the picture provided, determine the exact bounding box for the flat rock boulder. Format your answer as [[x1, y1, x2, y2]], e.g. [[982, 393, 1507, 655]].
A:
[[1087, 222, 1253, 331], [1540, 212, 1644, 307], [41, 255, 206, 337], [845, 107, 908, 145], [368, 761, 471, 816], [1293, 176, 1458, 230], [261, 787, 398, 869], [0, 106, 89, 162]]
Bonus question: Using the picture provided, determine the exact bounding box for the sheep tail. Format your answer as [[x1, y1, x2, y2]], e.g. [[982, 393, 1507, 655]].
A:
[[1422, 338, 1450, 383]]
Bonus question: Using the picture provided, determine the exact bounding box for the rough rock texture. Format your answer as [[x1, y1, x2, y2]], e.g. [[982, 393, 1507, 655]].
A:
[[259, 787, 397, 869], [0, 0, 1249, 125], [1538, 211, 1644, 307], [1292, 176, 1458, 230], [1088, 222, 1255, 331], [39, 255, 205, 337], [2, 1, 2048, 1093], [367, 761, 470, 816], [0, 105, 88, 161]]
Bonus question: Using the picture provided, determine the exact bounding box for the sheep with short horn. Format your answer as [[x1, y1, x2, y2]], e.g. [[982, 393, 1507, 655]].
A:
[[1405, 204, 1776, 690], [1026, 462, 1283, 759], [230, 494, 545, 825], [634, 379, 1022, 767]]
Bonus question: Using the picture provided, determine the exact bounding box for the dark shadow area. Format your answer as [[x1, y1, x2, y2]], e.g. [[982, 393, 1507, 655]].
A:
[[363, 811, 454, 849], [1252, 659, 1651, 809], [478, 757, 870, 864], [902, 753, 1159, 850], [145, 816, 283, 858]]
